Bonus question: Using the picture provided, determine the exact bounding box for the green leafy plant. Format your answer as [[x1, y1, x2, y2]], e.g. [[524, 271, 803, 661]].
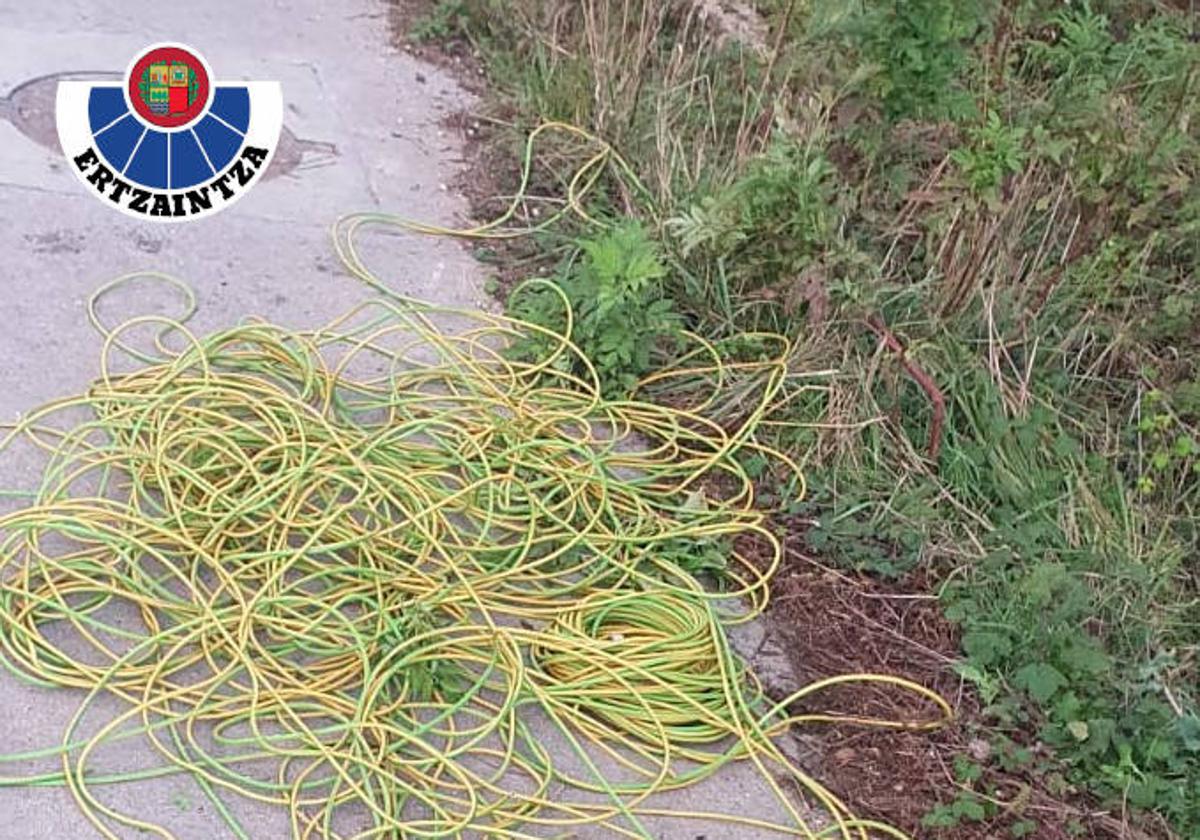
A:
[[952, 111, 1028, 202], [667, 140, 843, 331], [840, 0, 990, 121], [381, 604, 467, 702], [509, 221, 680, 396], [921, 791, 990, 829], [922, 756, 993, 828], [1133, 389, 1199, 498]]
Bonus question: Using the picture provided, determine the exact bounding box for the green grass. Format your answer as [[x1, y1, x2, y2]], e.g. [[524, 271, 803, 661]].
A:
[[409, 0, 1200, 834]]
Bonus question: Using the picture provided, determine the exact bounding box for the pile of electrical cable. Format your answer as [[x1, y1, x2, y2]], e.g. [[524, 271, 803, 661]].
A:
[[0, 293, 947, 839]]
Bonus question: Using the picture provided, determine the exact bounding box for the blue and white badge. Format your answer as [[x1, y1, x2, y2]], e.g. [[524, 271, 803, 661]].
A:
[[56, 43, 282, 221]]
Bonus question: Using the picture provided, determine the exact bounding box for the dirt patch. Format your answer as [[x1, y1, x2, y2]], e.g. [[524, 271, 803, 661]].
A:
[[759, 516, 1171, 840], [385, 0, 489, 93]]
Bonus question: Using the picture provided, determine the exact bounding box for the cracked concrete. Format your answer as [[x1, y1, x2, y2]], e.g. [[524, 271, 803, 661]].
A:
[[0, 1, 809, 837]]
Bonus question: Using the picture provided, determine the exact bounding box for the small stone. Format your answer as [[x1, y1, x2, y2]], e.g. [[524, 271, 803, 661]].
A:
[[967, 738, 992, 762]]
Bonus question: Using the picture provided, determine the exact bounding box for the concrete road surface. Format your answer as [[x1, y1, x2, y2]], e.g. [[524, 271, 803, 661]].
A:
[[0, 1, 811, 837]]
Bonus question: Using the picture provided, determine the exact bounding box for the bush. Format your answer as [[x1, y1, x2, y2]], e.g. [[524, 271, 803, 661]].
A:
[[508, 221, 680, 396]]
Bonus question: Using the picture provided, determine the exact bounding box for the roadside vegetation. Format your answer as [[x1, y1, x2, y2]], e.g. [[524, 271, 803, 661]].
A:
[[403, 1, 1199, 836]]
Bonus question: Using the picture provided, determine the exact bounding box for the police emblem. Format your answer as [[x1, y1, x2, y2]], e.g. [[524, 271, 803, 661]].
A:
[[56, 43, 282, 221]]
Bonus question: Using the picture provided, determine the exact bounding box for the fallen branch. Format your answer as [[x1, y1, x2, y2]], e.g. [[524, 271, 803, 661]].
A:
[[866, 315, 946, 464]]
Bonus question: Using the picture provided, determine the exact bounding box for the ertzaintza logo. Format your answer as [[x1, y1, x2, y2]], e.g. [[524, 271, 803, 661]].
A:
[[56, 43, 282, 222]]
